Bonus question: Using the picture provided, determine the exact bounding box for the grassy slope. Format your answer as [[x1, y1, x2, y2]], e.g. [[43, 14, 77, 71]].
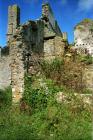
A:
[[0, 75, 92, 140]]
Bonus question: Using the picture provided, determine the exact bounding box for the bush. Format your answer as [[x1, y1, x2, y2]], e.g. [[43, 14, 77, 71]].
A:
[[80, 55, 93, 64], [23, 75, 58, 114], [40, 58, 64, 77], [40, 58, 84, 92]]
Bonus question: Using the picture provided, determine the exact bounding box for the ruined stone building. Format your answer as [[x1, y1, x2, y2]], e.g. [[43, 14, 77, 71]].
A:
[[74, 19, 93, 56], [0, 3, 93, 103], [74, 19, 93, 91], [0, 3, 68, 103]]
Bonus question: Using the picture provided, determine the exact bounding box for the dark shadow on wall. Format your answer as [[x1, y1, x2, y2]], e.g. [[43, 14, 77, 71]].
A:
[[1, 47, 9, 56]]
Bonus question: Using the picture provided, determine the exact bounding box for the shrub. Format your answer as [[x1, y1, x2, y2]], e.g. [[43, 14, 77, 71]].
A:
[[40, 58, 84, 92], [40, 58, 64, 77], [80, 55, 93, 64], [23, 75, 58, 114]]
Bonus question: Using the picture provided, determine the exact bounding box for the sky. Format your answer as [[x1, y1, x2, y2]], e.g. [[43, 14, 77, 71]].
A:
[[0, 0, 93, 46]]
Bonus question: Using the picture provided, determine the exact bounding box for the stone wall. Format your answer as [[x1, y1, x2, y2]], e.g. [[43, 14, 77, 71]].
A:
[[44, 37, 55, 60], [54, 36, 65, 57], [74, 19, 93, 56], [9, 19, 44, 103], [0, 56, 11, 89], [42, 3, 62, 37], [44, 36, 66, 60], [83, 64, 93, 91], [62, 32, 68, 41], [42, 3, 55, 30], [7, 5, 20, 43], [10, 40, 25, 103]]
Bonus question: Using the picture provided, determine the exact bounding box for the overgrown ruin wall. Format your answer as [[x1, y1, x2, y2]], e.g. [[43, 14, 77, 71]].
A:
[[8, 19, 44, 103], [0, 3, 93, 104], [74, 19, 93, 56], [10, 41, 25, 103]]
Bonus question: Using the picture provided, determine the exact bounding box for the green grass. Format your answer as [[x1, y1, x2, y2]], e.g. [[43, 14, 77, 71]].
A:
[[0, 76, 92, 140], [0, 103, 92, 140]]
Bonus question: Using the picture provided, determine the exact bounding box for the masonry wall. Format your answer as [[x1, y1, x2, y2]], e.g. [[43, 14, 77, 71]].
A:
[[10, 41, 25, 103], [83, 64, 93, 91], [74, 20, 93, 56], [19, 20, 44, 55], [9, 19, 44, 103], [42, 3, 55, 29], [7, 5, 20, 43], [0, 56, 11, 89], [42, 3, 62, 37], [44, 38, 55, 60], [44, 36, 65, 60]]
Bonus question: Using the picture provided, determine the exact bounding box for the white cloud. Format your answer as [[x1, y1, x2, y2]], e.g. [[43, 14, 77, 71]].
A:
[[78, 0, 93, 11]]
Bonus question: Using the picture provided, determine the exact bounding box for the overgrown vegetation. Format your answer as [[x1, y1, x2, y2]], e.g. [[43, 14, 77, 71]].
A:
[[40, 58, 85, 92], [0, 57, 92, 140], [79, 55, 93, 64], [0, 74, 92, 140]]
